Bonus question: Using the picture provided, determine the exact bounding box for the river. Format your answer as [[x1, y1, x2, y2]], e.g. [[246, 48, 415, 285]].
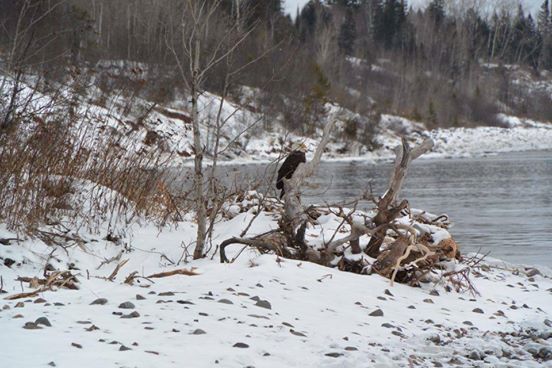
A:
[[219, 150, 552, 267]]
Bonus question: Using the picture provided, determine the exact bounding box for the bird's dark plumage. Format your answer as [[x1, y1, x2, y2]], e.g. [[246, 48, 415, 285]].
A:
[[276, 150, 306, 199]]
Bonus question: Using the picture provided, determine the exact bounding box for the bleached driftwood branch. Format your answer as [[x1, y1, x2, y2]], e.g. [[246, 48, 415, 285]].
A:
[[365, 137, 434, 257]]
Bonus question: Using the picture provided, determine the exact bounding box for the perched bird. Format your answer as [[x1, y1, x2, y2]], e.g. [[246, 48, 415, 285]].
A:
[[276, 142, 307, 199]]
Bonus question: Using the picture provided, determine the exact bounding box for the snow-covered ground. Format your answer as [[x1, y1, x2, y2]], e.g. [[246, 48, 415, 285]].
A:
[[1, 199, 551, 367]]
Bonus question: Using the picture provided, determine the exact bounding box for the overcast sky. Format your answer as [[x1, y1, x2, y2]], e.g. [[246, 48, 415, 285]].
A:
[[283, 0, 543, 18]]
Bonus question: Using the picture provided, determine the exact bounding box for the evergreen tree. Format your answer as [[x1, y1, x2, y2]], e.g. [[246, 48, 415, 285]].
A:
[[338, 9, 357, 55], [538, 0, 552, 69], [427, 0, 445, 26]]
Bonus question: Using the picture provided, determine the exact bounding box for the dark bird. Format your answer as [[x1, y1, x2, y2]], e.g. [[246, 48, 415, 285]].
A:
[[276, 142, 307, 199]]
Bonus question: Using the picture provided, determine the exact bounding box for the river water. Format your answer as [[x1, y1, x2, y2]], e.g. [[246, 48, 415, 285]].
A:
[[219, 150, 552, 267]]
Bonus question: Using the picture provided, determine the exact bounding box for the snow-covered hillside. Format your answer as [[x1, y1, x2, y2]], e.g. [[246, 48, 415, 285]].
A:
[[2, 73, 552, 168]]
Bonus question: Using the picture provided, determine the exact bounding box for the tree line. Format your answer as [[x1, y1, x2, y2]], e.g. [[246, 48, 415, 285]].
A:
[[1, 0, 551, 133]]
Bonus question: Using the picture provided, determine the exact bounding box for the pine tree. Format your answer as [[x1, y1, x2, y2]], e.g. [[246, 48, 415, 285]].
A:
[[427, 0, 445, 26], [538, 0, 552, 69], [338, 9, 357, 55]]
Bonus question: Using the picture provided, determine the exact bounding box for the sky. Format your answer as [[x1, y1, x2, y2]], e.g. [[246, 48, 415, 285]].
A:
[[283, 0, 543, 18]]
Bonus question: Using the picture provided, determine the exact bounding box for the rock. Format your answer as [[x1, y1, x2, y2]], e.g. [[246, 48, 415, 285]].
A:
[[463, 321, 473, 326], [34, 298, 47, 304], [429, 335, 441, 344], [177, 300, 194, 305], [290, 329, 306, 337], [119, 345, 131, 351], [121, 311, 140, 319], [48, 362, 56, 367], [282, 322, 294, 328], [53, 302, 64, 306], [538, 347, 552, 361], [12, 314, 23, 319], [35, 317, 51, 327], [158, 292, 174, 296], [199, 312, 208, 316], [384, 289, 394, 297], [468, 351, 481, 360], [407, 305, 416, 309], [472, 308, 484, 314], [86, 325, 100, 331], [254, 300, 271, 310], [325, 352, 343, 358], [250, 296, 261, 302], [526, 268, 541, 277], [23, 322, 41, 330], [218, 299, 233, 305], [345, 346, 358, 351], [423, 299, 434, 304], [90, 298, 108, 306], [544, 319, 552, 328], [2, 305, 9, 310], [369, 309, 384, 317], [136, 294, 146, 300], [71, 343, 82, 349], [192, 329, 206, 335], [256, 283, 263, 288], [233, 342, 249, 348], [15, 302, 24, 308], [3, 258, 16, 267], [381, 323, 394, 329], [429, 290, 440, 296], [118, 302, 135, 309]]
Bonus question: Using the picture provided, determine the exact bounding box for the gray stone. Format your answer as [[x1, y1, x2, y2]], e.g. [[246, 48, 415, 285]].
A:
[[254, 300, 271, 310], [136, 294, 146, 300], [158, 292, 174, 296], [23, 322, 41, 330], [121, 311, 140, 319], [90, 298, 108, 306], [35, 317, 51, 327], [325, 352, 343, 358], [233, 342, 249, 348], [119, 345, 131, 351], [344, 346, 358, 351], [472, 308, 484, 314], [369, 309, 384, 317], [290, 329, 306, 337], [192, 329, 206, 335], [118, 302, 135, 309], [218, 299, 233, 305]]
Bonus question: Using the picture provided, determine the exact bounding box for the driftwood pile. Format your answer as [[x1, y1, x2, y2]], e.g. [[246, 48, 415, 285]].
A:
[[220, 121, 460, 286]]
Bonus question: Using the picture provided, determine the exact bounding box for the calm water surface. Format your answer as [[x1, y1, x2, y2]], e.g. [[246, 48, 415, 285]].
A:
[[220, 151, 552, 267]]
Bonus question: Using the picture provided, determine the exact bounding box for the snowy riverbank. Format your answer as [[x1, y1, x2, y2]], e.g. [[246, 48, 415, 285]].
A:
[[1, 208, 551, 367]]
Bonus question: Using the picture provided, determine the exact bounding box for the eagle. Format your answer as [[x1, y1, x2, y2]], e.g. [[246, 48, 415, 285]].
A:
[[276, 142, 307, 199]]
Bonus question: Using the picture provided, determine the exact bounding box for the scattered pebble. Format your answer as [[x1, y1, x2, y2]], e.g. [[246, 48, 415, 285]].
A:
[[121, 311, 140, 319], [325, 352, 343, 358], [136, 294, 146, 300], [118, 302, 135, 309], [23, 322, 41, 330], [71, 343, 82, 349], [218, 299, 233, 305], [369, 309, 384, 317], [90, 298, 108, 306], [255, 300, 271, 310], [233, 342, 249, 348], [35, 317, 51, 327], [192, 329, 206, 335]]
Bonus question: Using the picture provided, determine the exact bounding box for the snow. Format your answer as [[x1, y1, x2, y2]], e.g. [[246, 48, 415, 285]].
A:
[[1, 186, 551, 367]]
